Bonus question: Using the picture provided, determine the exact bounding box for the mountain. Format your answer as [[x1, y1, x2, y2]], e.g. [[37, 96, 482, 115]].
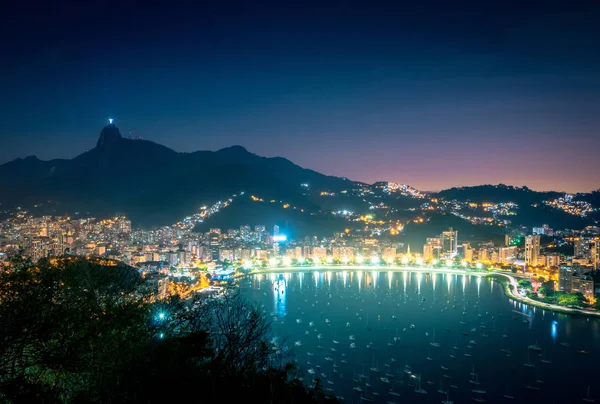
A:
[[2, 125, 597, 234], [0, 124, 352, 227], [434, 184, 596, 230], [434, 184, 562, 205]]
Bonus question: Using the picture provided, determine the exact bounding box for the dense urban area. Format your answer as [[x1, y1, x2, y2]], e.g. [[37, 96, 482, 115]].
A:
[[1, 182, 598, 312]]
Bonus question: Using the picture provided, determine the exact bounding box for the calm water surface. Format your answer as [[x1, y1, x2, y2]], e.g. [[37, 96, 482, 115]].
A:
[[241, 270, 600, 404]]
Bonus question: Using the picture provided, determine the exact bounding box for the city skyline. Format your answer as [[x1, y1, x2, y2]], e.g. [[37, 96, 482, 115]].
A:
[[2, 2, 600, 193]]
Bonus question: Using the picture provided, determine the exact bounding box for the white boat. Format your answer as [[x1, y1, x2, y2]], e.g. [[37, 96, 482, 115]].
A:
[[583, 386, 596, 403], [430, 329, 441, 347], [414, 375, 428, 395]]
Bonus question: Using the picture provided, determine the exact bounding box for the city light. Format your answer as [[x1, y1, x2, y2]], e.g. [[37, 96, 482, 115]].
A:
[[273, 235, 287, 242], [370, 256, 380, 265], [283, 257, 291, 266], [158, 312, 165, 320], [356, 255, 364, 264], [269, 257, 278, 266], [445, 259, 453, 267], [386, 257, 394, 264], [476, 262, 483, 269], [401, 256, 409, 264], [432, 259, 438, 265], [243, 260, 252, 269], [314, 257, 321, 265], [416, 257, 423, 265], [462, 260, 468, 267], [341, 256, 349, 264], [326, 256, 333, 264]]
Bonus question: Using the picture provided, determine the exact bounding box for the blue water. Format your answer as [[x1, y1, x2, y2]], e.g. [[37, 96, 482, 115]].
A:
[[241, 270, 600, 404]]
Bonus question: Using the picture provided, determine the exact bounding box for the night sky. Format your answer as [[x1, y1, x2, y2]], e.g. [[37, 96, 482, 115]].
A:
[[2, 1, 599, 192]]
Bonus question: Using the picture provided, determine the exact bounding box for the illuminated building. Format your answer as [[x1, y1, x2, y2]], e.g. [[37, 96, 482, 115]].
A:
[[312, 247, 327, 261], [499, 246, 518, 264], [478, 248, 490, 262], [423, 237, 443, 260], [525, 235, 541, 267], [361, 238, 379, 258], [209, 230, 221, 261], [382, 247, 397, 262], [592, 240, 599, 271], [574, 238, 587, 258], [558, 266, 594, 299], [442, 228, 458, 256]]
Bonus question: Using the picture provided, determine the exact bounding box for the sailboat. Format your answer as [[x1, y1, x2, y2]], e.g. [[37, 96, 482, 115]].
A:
[[427, 345, 433, 360], [583, 385, 596, 403], [414, 375, 428, 395], [471, 374, 486, 394], [441, 389, 454, 404], [438, 380, 448, 395], [430, 329, 440, 347], [369, 356, 380, 373], [503, 384, 515, 400], [524, 350, 535, 368], [528, 340, 543, 352], [360, 377, 375, 402]]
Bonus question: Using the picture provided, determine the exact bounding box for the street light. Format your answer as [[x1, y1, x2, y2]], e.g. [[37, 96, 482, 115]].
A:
[[283, 257, 291, 266], [269, 257, 278, 266], [356, 255, 364, 264]]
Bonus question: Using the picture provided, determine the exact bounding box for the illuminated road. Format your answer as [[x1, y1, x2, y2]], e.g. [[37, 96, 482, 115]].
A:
[[250, 265, 600, 317], [492, 272, 600, 317]]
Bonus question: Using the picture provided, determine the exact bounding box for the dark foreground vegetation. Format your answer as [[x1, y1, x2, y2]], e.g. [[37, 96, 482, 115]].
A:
[[0, 257, 336, 403]]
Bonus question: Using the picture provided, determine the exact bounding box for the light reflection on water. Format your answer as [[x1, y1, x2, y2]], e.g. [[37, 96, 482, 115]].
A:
[[246, 271, 600, 403]]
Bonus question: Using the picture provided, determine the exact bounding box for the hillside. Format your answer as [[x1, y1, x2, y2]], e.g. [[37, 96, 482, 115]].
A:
[[0, 124, 351, 227]]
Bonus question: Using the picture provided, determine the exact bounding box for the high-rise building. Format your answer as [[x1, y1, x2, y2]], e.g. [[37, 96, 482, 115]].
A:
[[424, 237, 443, 260], [592, 239, 599, 271], [362, 238, 379, 258], [382, 247, 397, 262], [525, 235, 541, 267], [273, 225, 280, 236], [239, 225, 251, 240], [209, 230, 221, 261], [574, 238, 587, 258], [441, 228, 458, 256], [498, 246, 518, 264]]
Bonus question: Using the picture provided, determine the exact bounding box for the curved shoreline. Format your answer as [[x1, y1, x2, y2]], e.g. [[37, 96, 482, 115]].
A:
[[245, 265, 600, 318]]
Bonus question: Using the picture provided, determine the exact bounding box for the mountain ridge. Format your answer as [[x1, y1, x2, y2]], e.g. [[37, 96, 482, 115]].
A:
[[2, 124, 597, 232]]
